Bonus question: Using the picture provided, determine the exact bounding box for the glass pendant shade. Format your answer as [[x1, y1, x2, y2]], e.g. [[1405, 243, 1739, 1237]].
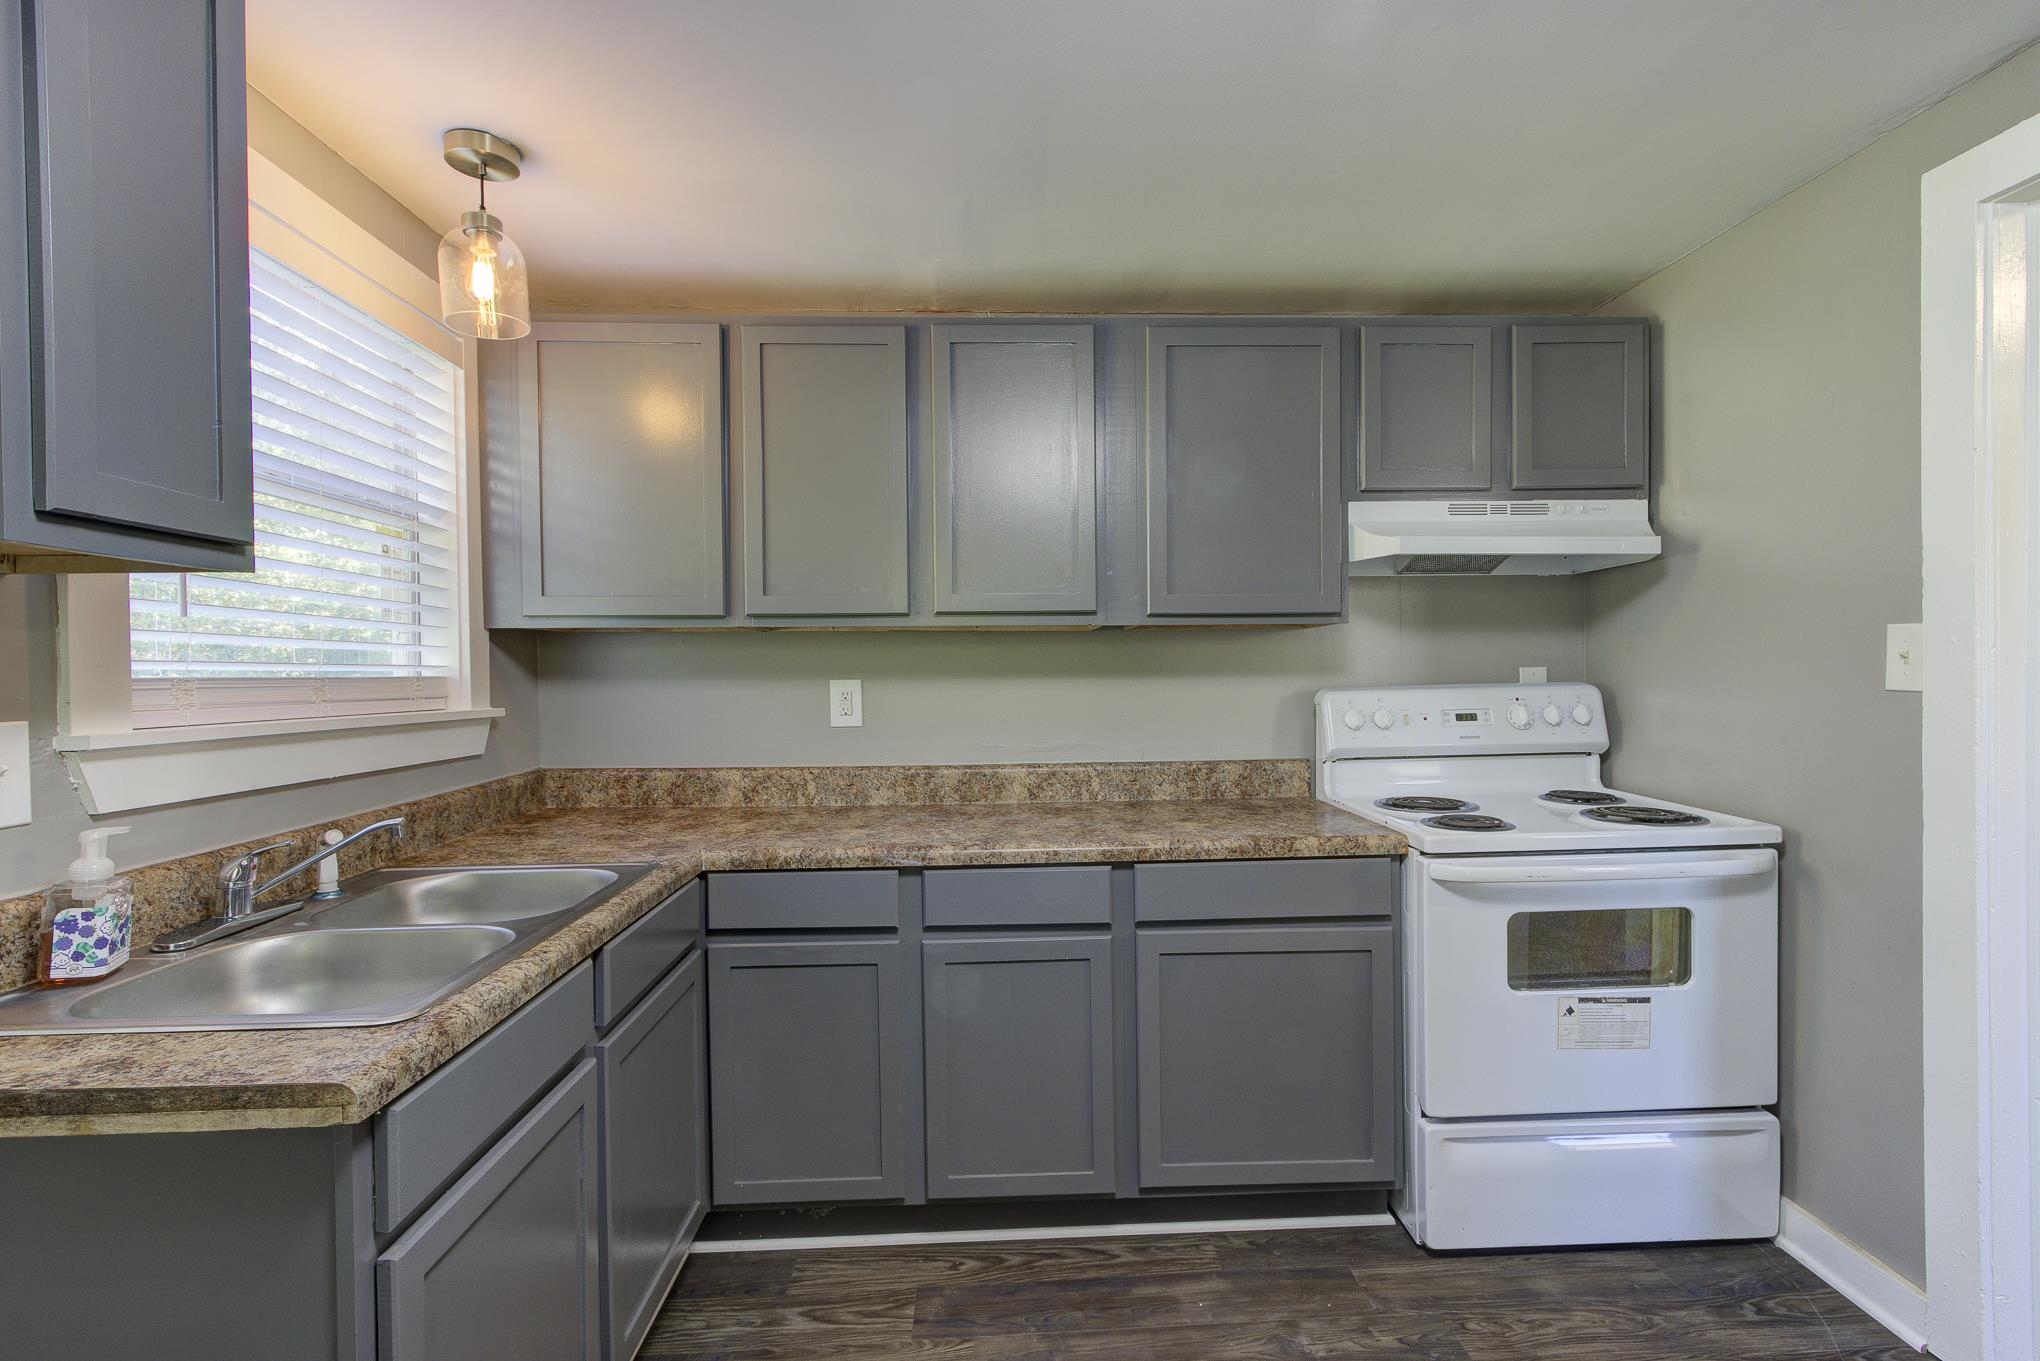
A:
[[438, 210, 530, 340]]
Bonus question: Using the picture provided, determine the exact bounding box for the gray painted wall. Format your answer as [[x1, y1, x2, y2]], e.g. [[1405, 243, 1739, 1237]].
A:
[[246, 86, 439, 276], [535, 578, 1586, 766], [1583, 39, 2040, 1288]]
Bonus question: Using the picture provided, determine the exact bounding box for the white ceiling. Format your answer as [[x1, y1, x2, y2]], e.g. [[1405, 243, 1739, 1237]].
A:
[[248, 0, 2040, 315]]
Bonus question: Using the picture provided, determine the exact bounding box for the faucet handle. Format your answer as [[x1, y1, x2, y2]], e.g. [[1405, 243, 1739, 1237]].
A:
[[219, 839, 293, 887]]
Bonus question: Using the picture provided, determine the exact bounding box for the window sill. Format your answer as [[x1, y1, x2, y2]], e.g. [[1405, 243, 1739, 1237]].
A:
[[55, 709, 505, 814]]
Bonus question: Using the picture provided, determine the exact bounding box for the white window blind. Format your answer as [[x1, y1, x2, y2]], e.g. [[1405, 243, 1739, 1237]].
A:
[[130, 249, 462, 728]]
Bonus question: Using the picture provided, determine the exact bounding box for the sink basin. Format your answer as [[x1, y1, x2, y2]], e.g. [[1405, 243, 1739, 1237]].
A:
[[0, 860, 656, 1034], [62, 926, 516, 1027], [306, 867, 620, 929]]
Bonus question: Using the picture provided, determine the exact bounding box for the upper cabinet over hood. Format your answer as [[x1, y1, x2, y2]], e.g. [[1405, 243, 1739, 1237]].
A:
[[1351, 319, 1657, 576]]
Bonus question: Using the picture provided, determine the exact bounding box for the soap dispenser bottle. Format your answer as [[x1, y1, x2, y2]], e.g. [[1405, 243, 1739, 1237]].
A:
[[37, 826, 134, 986]]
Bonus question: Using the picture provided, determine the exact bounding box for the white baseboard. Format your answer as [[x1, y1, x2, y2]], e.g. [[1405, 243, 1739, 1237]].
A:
[[692, 1211, 1395, 1255], [1776, 1198, 1928, 1351]]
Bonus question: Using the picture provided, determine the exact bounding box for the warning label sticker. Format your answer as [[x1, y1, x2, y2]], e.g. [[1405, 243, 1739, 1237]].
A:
[[1558, 995, 1652, 1050]]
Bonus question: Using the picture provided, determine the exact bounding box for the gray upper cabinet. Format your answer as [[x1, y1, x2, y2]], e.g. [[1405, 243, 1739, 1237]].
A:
[[1360, 325, 1497, 492], [1144, 326, 1343, 617], [1137, 921, 1397, 1189], [740, 325, 909, 616], [708, 937, 908, 1203], [922, 934, 1116, 1199], [518, 323, 725, 617], [0, 0, 253, 571], [379, 1058, 603, 1361], [1510, 322, 1649, 491], [929, 324, 1097, 614]]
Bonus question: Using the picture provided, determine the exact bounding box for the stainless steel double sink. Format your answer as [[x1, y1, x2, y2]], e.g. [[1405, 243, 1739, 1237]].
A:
[[0, 863, 657, 1034]]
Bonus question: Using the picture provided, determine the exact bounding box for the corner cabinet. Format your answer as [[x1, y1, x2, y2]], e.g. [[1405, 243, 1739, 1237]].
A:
[[1143, 326, 1344, 617], [0, 0, 255, 573], [1509, 323, 1648, 491]]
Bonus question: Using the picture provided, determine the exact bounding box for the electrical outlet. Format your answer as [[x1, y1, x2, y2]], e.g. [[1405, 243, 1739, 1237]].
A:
[[1518, 666, 1548, 684], [829, 679, 863, 727], [1886, 624, 1923, 692], [0, 722, 28, 829]]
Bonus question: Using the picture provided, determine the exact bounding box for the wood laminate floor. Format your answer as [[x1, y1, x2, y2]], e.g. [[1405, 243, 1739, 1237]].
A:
[[641, 1226, 1919, 1360]]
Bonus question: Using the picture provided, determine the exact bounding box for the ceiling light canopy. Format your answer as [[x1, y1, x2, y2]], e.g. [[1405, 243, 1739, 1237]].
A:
[[437, 127, 530, 341]]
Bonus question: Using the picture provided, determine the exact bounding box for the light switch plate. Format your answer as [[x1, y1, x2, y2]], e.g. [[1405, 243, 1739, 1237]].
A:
[[0, 721, 29, 829], [1518, 666, 1548, 684], [1886, 624, 1923, 691], [829, 679, 863, 727]]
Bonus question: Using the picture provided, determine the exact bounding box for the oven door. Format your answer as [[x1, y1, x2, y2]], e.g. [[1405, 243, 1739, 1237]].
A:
[[1412, 849, 1777, 1119]]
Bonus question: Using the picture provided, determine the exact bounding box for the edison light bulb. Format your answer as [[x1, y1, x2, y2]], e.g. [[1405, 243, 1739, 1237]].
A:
[[438, 210, 529, 340]]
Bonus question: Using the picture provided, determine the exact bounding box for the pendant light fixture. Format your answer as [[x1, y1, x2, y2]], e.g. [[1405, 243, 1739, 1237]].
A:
[[437, 128, 530, 340]]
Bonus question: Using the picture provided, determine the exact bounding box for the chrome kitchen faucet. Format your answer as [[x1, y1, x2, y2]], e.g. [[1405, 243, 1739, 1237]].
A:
[[151, 817, 407, 953]]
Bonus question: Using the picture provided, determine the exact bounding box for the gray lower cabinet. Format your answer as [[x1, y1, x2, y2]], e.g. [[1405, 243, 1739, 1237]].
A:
[[929, 324, 1098, 614], [740, 325, 910, 616], [514, 323, 726, 619], [1136, 922, 1397, 1189], [1510, 322, 1649, 491], [1143, 326, 1343, 617], [597, 950, 707, 1361], [378, 1057, 603, 1361], [0, 0, 254, 571], [922, 934, 1116, 1198], [708, 936, 908, 1203], [1359, 324, 1498, 492]]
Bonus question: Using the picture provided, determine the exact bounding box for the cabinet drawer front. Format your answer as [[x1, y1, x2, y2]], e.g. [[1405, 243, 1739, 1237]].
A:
[[708, 869, 900, 931], [378, 1058, 601, 1361], [708, 938, 907, 1204], [596, 879, 704, 1027], [1133, 858, 1391, 922], [1137, 922, 1398, 1189], [923, 934, 1116, 1198], [375, 962, 595, 1234], [923, 866, 1111, 928], [598, 952, 707, 1360]]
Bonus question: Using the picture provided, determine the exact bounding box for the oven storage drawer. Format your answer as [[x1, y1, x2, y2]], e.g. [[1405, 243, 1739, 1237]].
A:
[[1407, 1109, 1780, 1249]]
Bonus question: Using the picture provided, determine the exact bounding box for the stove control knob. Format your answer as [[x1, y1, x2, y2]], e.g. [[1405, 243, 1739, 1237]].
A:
[[1571, 702, 1594, 726], [1372, 707, 1395, 731], [1541, 703, 1564, 727], [1507, 702, 1533, 730], [1340, 708, 1362, 731]]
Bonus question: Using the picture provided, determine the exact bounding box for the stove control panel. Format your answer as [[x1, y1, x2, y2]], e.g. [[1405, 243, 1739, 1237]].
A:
[[1316, 683, 1609, 761]]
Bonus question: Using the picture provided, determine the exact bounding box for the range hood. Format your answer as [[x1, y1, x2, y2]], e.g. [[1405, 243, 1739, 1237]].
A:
[[1348, 499, 1661, 577]]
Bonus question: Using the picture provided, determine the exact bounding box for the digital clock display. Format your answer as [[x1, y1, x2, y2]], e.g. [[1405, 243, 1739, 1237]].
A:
[[1442, 708, 1490, 725]]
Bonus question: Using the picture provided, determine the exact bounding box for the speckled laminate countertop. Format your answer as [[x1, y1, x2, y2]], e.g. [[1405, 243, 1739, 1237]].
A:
[[0, 798, 1401, 1137]]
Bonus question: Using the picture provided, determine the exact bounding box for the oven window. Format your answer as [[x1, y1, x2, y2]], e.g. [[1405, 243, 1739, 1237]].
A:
[[1506, 908, 1693, 990]]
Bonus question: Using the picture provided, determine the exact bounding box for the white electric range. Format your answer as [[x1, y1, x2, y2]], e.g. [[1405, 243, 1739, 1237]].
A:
[[1315, 682, 1783, 1250]]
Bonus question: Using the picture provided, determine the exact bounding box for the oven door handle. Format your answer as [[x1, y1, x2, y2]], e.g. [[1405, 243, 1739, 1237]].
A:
[[1426, 852, 1777, 885]]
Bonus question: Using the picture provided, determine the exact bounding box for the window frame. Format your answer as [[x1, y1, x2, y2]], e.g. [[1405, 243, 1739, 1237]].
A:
[[53, 149, 500, 815]]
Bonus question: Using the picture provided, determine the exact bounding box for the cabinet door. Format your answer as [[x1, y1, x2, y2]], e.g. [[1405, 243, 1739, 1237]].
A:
[[517, 323, 726, 617], [598, 952, 706, 1361], [739, 325, 908, 615], [923, 934, 1115, 1198], [1509, 322, 1648, 491], [708, 938, 907, 1203], [1359, 325, 1496, 492], [1144, 326, 1342, 616], [930, 324, 1096, 614], [1137, 923, 1397, 1188], [379, 1058, 601, 1361], [13, 0, 252, 554]]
